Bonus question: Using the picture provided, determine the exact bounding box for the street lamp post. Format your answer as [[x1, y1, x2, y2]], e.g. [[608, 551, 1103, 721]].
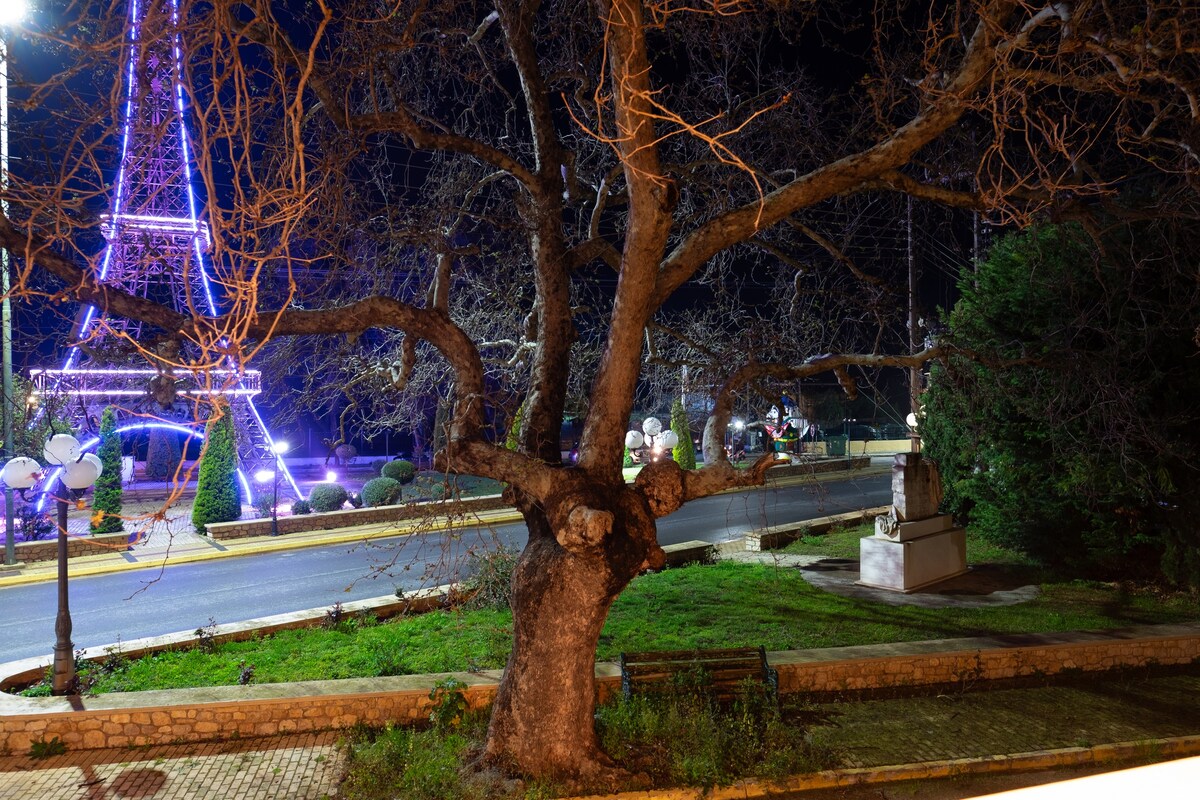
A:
[[2, 432, 103, 695], [270, 440, 288, 536], [254, 440, 289, 537], [624, 416, 678, 465], [1, 0, 30, 567]]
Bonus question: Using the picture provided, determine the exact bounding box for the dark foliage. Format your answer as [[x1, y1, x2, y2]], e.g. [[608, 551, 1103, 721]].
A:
[[191, 408, 243, 534], [923, 221, 1200, 586], [145, 427, 182, 480], [381, 459, 416, 484], [90, 407, 123, 534], [361, 476, 403, 508], [308, 482, 349, 512]]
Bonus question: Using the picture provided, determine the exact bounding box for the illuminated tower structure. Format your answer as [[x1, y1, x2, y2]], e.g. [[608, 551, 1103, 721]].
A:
[[30, 0, 299, 498]]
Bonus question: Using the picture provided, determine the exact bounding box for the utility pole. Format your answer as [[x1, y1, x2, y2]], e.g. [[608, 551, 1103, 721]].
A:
[[907, 194, 920, 453]]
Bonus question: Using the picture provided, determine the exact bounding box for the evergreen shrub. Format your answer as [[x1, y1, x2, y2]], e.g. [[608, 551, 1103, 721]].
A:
[[670, 398, 696, 469], [309, 483, 349, 513], [145, 428, 182, 479], [382, 459, 416, 484], [361, 477, 403, 507], [90, 407, 124, 534], [191, 408, 242, 534], [291, 499, 312, 515]]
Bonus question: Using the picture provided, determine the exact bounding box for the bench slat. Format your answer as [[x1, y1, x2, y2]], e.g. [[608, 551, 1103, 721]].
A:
[[619, 645, 779, 705]]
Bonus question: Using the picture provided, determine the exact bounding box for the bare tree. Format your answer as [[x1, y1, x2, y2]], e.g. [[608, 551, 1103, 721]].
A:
[[2, 0, 1196, 784]]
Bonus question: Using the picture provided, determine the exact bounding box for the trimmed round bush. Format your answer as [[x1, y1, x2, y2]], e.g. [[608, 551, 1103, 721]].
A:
[[291, 499, 312, 515], [381, 459, 416, 484], [252, 494, 274, 519], [309, 482, 349, 513], [361, 476, 403, 508]]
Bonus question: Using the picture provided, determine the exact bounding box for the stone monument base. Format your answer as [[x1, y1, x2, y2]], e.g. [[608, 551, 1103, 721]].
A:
[[859, 527, 967, 593]]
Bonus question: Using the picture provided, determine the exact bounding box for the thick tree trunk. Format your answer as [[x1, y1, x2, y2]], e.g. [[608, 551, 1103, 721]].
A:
[[483, 489, 657, 784]]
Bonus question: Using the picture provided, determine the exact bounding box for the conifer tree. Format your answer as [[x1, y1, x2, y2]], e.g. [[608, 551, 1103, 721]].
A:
[[670, 399, 696, 470], [145, 427, 182, 479], [90, 406, 123, 534], [192, 405, 243, 534]]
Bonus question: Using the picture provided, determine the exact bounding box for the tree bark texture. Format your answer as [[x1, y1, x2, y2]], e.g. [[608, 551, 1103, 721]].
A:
[[484, 486, 662, 781]]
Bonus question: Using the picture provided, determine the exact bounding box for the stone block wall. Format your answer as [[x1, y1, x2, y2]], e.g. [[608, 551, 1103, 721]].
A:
[[205, 495, 510, 540], [772, 631, 1200, 696], [743, 508, 887, 552], [765, 457, 870, 480], [2, 626, 1196, 754], [9, 532, 131, 564]]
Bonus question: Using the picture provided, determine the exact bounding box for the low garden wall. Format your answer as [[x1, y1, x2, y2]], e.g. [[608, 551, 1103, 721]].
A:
[[3, 623, 1197, 754], [205, 494, 510, 540], [7, 532, 131, 564], [766, 456, 870, 479]]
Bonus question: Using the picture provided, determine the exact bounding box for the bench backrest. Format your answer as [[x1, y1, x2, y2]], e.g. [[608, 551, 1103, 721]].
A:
[[618, 646, 779, 702]]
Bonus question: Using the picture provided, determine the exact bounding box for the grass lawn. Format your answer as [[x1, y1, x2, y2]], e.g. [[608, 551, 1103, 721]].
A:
[[781, 521, 1041, 566], [50, 524, 1198, 695]]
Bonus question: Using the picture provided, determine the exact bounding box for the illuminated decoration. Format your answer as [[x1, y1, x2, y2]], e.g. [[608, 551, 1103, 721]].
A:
[[36, 420, 203, 511], [37, 0, 298, 496], [625, 416, 679, 465]]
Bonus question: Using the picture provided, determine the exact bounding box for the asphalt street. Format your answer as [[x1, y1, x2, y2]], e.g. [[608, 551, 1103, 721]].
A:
[[0, 472, 889, 662]]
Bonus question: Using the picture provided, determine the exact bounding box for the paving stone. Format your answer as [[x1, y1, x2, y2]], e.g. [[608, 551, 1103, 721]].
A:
[[0, 733, 342, 800]]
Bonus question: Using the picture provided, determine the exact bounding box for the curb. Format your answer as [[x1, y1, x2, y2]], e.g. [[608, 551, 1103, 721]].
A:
[[568, 735, 1200, 800], [0, 508, 528, 587], [0, 465, 883, 587]]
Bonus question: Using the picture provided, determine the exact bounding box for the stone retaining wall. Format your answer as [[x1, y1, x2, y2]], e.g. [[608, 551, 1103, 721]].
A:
[[3, 624, 1196, 754], [7, 532, 131, 564], [205, 494, 509, 540], [766, 457, 870, 479]]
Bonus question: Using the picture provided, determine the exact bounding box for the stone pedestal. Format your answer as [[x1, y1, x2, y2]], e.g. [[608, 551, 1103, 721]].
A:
[[859, 452, 967, 592]]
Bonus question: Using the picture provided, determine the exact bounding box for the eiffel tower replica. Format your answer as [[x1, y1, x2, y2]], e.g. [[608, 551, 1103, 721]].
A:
[[29, 0, 298, 499]]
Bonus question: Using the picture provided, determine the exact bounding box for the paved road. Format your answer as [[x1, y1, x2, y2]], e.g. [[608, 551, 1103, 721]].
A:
[[0, 473, 888, 662]]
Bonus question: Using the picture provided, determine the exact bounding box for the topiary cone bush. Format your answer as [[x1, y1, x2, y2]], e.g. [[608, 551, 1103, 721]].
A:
[[192, 406, 242, 534], [308, 482, 349, 513], [670, 398, 696, 470], [381, 459, 416, 484], [90, 406, 124, 534], [361, 476, 403, 507], [145, 426, 182, 480]]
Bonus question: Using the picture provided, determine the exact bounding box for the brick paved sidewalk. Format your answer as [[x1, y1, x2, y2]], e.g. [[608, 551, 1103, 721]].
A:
[[809, 672, 1200, 768], [0, 732, 342, 800]]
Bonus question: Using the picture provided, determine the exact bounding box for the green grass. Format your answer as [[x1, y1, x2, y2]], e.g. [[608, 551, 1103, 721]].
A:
[[52, 524, 1197, 695], [338, 681, 837, 799], [781, 522, 1040, 566]]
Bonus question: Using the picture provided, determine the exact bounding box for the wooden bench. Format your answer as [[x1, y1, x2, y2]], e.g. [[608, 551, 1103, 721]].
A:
[[618, 646, 779, 704]]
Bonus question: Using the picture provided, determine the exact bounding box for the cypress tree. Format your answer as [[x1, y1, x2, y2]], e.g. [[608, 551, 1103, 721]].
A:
[[670, 398, 696, 469], [192, 405, 243, 534], [145, 427, 183, 479], [90, 406, 124, 534]]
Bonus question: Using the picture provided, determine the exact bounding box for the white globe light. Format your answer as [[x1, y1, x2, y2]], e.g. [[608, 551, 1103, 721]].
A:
[[905, 413, 919, 429], [271, 440, 290, 455], [254, 469, 275, 483], [642, 417, 662, 437], [43, 433, 81, 466], [1, 456, 41, 489], [624, 431, 644, 450], [81, 452, 104, 479], [0, 1, 30, 26], [659, 430, 679, 449], [733, 418, 745, 431], [62, 458, 101, 490]]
